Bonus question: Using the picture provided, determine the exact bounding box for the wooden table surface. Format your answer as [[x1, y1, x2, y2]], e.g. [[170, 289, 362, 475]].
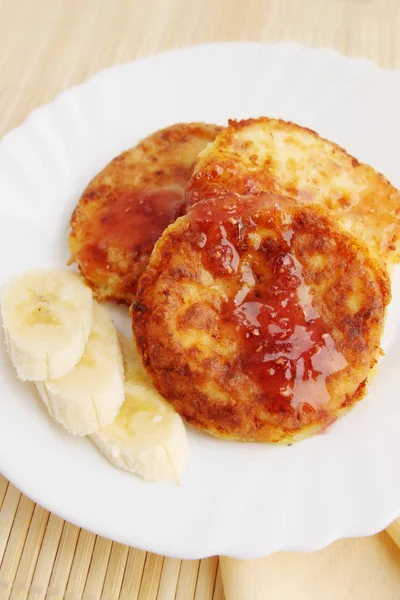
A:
[[1, 0, 400, 598]]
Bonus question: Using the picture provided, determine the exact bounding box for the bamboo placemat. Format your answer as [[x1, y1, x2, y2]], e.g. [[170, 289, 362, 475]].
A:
[[1, 0, 400, 598]]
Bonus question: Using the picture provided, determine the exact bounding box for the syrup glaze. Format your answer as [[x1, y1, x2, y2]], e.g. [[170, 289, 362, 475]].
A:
[[188, 194, 347, 415], [77, 186, 186, 271]]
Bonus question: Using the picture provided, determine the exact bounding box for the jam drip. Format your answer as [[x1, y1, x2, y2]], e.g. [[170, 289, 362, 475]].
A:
[[189, 195, 347, 414], [78, 187, 186, 269]]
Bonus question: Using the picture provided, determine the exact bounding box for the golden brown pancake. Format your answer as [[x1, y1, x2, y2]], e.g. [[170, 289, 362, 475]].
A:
[[132, 193, 390, 444], [186, 118, 400, 264], [69, 122, 222, 304]]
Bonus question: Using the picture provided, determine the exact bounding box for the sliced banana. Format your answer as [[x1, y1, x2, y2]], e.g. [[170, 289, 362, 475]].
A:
[[91, 335, 189, 483], [36, 301, 125, 436], [117, 332, 149, 387], [1, 269, 93, 381]]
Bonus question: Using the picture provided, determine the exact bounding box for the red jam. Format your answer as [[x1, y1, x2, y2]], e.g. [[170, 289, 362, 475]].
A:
[[78, 187, 186, 269], [189, 195, 347, 414]]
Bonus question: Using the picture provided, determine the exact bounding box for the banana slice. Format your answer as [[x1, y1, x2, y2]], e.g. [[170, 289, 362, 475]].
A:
[[1, 269, 93, 381], [91, 336, 189, 483], [117, 332, 149, 387], [36, 301, 125, 436]]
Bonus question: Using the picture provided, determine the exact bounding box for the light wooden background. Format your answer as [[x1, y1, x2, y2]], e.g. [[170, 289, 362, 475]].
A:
[[1, 0, 400, 598]]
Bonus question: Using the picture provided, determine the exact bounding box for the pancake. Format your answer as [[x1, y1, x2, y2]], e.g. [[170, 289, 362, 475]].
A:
[[186, 118, 400, 265], [132, 193, 390, 444], [69, 122, 223, 304]]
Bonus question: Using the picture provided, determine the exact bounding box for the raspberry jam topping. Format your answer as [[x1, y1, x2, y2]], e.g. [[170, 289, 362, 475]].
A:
[[189, 194, 347, 414]]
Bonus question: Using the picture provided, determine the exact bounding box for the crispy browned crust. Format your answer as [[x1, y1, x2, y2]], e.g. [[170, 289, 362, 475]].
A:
[[132, 194, 390, 444], [186, 117, 400, 264], [69, 122, 223, 304]]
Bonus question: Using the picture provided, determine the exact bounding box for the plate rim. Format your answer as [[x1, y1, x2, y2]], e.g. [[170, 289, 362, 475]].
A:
[[1, 40, 400, 559], [2, 39, 399, 148]]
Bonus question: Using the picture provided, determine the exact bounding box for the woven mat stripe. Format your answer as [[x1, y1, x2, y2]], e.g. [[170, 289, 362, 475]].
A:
[[9, 505, 49, 600], [0, 495, 35, 597], [0, 484, 21, 565], [0, 476, 8, 507], [157, 558, 181, 600], [195, 557, 219, 600], [101, 542, 130, 599], [46, 522, 80, 598], [119, 547, 147, 599], [28, 513, 64, 599], [213, 564, 225, 600]]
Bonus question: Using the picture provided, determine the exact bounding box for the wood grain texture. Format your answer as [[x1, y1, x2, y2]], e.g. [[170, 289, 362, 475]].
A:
[[27, 513, 64, 600], [138, 553, 164, 600], [0, 484, 21, 564], [0, 477, 9, 510], [0, 0, 400, 598], [157, 558, 182, 600], [101, 542, 130, 599], [9, 505, 49, 600], [64, 530, 96, 598], [45, 522, 80, 599], [119, 548, 147, 600], [82, 537, 113, 598], [175, 560, 201, 600], [195, 557, 219, 600], [0, 496, 35, 599]]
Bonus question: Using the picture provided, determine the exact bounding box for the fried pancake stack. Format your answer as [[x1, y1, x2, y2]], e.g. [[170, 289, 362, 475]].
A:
[[70, 118, 399, 443]]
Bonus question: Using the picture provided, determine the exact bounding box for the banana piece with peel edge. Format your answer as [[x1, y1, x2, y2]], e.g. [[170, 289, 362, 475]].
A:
[[36, 301, 125, 436], [1, 269, 93, 381], [90, 335, 190, 483]]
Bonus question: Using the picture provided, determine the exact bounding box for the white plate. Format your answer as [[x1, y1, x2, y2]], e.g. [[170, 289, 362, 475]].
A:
[[1, 42, 400, 560]]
